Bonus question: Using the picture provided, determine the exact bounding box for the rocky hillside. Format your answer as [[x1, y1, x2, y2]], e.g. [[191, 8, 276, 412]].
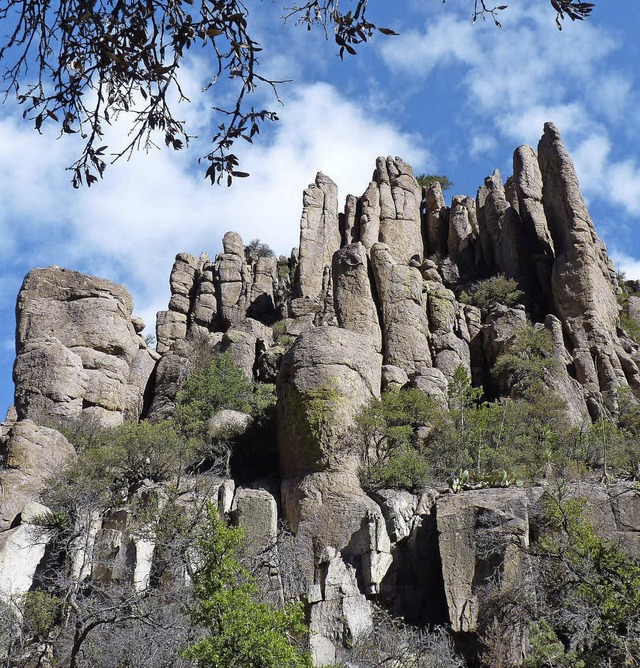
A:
[[2, 122, 640, 667]]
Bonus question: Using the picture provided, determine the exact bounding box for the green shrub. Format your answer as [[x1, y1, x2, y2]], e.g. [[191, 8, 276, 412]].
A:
[[42, 419, 196, 511], [245, 238, 275, 260], [416, 174, 453, 191], [493, 325, 557, 392], [271, 321, 295, 349], [277, 257, 291, 281], [524, 496, 640, 667], [368, 444, 431, 491], [21, 591, 61, 640], [460, 274, 523, 309], [175, 353, 254, 437], [356, 388, 439, 490], [620, 312, 640, 344], [185, 504, 312, 668]]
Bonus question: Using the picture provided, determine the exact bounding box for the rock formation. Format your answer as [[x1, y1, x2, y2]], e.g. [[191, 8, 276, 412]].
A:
[[13, 267, 157, 426], [2, 123, 640, 666]]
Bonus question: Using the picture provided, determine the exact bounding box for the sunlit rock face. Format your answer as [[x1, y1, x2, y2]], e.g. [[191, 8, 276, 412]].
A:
[[13, 266, 156, 426], [4, 123, 640, 666]]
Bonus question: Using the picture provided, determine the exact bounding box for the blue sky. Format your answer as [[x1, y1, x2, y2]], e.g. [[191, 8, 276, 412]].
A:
[[1, 0, 640, 416]]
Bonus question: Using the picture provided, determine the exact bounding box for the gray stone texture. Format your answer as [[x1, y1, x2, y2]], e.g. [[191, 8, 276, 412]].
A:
[[14, 267, 156, 425], [296, 173, 341, 300], [0, 420, 75, 530], [332, 242, 382, 352], [277, 327, 381, 479], [370, 243, 432, 376], [538, 122, 640, 412]]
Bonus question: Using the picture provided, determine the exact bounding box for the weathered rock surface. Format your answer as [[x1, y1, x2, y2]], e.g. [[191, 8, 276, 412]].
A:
[[62, 126, 634, 437], [0, 522, 48, 606], [480, 170, 529, 284], [231, 487, 283, 604], [207, 409, 252, 441], [512, 144, 555, 311], [424, 182, 449, 257], [332, 242, 382, 352], [14, 267, 156, 425], [277, 327, 381, 479], [296, 173, 341, 301], [308, 546, 373, 666], [438, 488, 529, 635], [4, 124, 640, 668], [0, 420, 75, 530], [538, 122, 639, 414], [375, 157, 423, 264], [370, 243, 432, 376]]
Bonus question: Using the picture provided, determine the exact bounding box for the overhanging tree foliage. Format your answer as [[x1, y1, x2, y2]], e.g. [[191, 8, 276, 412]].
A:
[[0, 0, 594, 187]]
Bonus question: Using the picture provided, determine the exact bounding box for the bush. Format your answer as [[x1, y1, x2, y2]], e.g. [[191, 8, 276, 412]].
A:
[[245, 238, 275, 261], [368, 445, 431, 491], [493, 325, 557, 392], [352, 606, 464, 667], [356, 388, 439, 490], [175, 354, 280, 478], [524, 495, 640, 667], [271, 320, 295, 349], [416, 174, 454, 191], [175, 353, 254, 437], [21, 591, 61, 640], [620, 312, 640, 344], [185, 504, 312, 668], [42, 419, 196, 511], [460, 274, 523, 309]]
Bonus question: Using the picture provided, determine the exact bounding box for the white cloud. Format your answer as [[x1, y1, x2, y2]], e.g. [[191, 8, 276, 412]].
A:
[[381, 2, 615, 111], [470, 134, 498, 159], [587, 73, 635, 123], [571, 134, 640, 217], [609, 249, 640, 281], [0, 81, 429, 327], [608, 160, 640, 216], [378, 0, 640, 232], [381, 15, 480, 77], [496, 103, 590, 147]]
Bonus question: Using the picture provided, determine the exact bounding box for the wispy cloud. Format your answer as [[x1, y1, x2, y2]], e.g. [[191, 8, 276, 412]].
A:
[[0, 80, 429, 325], [609, 249, 640, 281], [379, 0, 640, 226]]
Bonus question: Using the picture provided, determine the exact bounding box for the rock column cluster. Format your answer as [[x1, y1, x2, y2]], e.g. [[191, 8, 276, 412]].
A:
[[3, 123, 640, 666]]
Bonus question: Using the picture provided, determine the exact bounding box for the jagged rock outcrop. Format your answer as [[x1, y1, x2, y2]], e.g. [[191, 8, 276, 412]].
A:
[[538, 122, 640, 415], [4, 123, 640, 667], [512, 144, 555, 310], [150, 235, 281, 418], [308, 546, 373, 666], [215, 232, 253, 326], [424, 181, 449, 257], [477, 169, 529, 291], [427, 281, 472, 381], [374, 157, 423, 264], [438, 488, 529, 636], [296, 173, 341, 301], [0, 507, 49, 605], [277, 328, 390, 662], [14, 267, 156, 425], [231, 487, 283, 605]]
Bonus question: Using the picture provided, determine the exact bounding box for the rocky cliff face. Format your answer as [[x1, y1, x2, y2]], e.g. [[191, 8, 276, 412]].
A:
[[2, 123, 640, 666]]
